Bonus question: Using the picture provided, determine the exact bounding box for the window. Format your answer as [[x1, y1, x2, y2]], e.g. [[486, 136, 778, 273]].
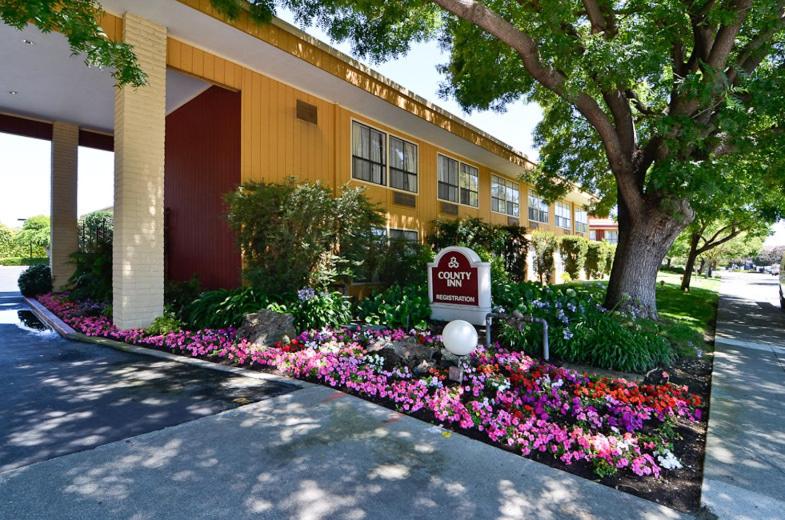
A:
[[589, 230, 597, 241], [491, 175, 520, 217], [575, 208, 588, 233], [460, 163, 479, 207], [438, 154, 479, 207], [555, 201, 572, 229], [389, 228, 419, 243], [352, 121, 386, 185], [389, 136, 418, 193], [528, 192, 549, 223], [605, 230, 618, 244]]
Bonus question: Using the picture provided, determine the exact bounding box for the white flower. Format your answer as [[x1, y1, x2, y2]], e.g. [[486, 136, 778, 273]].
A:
[[657, 449, 683, 470]]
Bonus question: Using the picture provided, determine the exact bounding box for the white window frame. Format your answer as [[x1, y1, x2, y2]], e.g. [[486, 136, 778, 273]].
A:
[[350, 119, 420, 195], [555, 201, 572, 229], [528, 192, 549, 223], [491, 175, 520, 217], [575, 208, 588, 233], [389, 228, 420, 243], [437, 153, 479, 208]]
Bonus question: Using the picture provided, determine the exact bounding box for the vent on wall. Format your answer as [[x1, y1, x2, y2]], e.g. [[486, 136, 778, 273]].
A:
[[507, 216, 519, 226], [296, 100, 318, 124], [393, 192, 417, 208], [440, 201, 459, 215]]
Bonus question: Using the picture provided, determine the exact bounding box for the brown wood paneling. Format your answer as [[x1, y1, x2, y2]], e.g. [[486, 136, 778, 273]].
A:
[[165, 85, 242, 290], [0, 113, 52, 140], [79, 130, 114, 151]]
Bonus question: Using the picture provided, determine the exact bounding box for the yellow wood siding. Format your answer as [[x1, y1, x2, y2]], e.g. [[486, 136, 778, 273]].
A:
[[101, 12, 590, 241]]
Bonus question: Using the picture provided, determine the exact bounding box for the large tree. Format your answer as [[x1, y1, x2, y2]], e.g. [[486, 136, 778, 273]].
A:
[[5, 0, 784, 317]]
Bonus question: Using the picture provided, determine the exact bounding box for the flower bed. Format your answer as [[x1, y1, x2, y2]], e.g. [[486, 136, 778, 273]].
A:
[[39, 293, 701, 483]]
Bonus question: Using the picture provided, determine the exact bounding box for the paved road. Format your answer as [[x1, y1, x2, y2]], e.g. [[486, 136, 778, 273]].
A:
[[702, 271, 785, 520], [0, 266, 299, 472]]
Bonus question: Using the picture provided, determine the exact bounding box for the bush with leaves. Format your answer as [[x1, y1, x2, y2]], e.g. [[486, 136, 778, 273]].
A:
[[531, 231, 558, 284], [18, 264, 52, 297], [146, 311, 184, 336], [355, 284, 430, 330], [225, 180, 384, 296], [271, 289, 353, 330], [185, 287, 269, 330], [493, 281, 674, 373], [605, 244, 616, 275], [67, 210, 113, 302], [165, 277, 202, 321], [585, 241, 609, 279], [559, 236, 588, 280], [429, 217, 529, 281], [14, 215, 50, 259]]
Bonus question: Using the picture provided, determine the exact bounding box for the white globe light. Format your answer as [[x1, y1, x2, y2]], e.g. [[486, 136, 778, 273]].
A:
[[442, 320, 478, 356]]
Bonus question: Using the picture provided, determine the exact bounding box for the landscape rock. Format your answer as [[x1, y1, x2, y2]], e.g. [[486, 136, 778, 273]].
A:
[[366, 337, 438, 371], [236, 309, 297, 349]]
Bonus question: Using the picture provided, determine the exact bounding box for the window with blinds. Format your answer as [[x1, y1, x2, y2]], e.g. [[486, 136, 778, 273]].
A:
[[491, 175, 520, 217]]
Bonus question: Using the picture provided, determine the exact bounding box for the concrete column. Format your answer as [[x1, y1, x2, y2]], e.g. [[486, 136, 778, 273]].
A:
[[50, 121, 79, 290], [112, 13, 167, 329]]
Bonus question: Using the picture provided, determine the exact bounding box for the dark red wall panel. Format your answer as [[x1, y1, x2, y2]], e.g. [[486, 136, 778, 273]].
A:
[[165, 86, 242, 290]]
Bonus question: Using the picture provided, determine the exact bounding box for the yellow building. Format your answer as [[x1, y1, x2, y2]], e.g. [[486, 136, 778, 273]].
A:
[[1, 0, 591, 328]]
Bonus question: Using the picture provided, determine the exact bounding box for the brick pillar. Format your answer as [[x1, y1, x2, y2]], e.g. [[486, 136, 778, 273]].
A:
[[112, 13, 167, 329], [50, 122, 79, 290]]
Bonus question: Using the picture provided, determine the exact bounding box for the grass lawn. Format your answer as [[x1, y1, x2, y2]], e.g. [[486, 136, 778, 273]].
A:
[[570, 270, 720, 356]]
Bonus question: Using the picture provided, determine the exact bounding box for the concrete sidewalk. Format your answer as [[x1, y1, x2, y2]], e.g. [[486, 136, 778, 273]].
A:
[[0, 384, 687, 520], [701, 272, 785, 519]]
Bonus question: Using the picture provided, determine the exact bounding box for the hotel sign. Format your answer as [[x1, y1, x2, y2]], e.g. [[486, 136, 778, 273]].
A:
[[428, 247, 491, 325]]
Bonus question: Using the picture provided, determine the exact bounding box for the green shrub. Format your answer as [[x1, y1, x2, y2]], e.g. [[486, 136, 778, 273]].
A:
[[67, 210, 114, 302], [18, 264, 53, 297], [531, 231, 558, 283], [272, 289, 353, 330], [185, 287, 268, 329], [225, 180, 384, 295], [429, 217, 529, 281], [605, 244, 616, 275], [559, 236, 589, 280], [493, 281, 674, 373], [146, 311, 184, 335], [0, 257, 48, 266], [378, 239, 434, 286], [585, 241, 608, 279], [355, 284, 430, 330], [165, 277, 202, 321], [13, 216, 50, 259]]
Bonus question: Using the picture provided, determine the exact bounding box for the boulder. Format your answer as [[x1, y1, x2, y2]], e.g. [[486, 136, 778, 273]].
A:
[[366, 336, 438, 371], [237, 309, 297, 349]]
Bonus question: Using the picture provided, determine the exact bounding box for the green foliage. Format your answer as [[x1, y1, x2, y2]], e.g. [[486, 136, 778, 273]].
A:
[[272, 290, 353, 330], [375, 238, 434, 286], [355, 284, 430, 330], [225, 180, 384, 295], [0, 257, 48, 266], [17, 264, 52, 297], [185, 287, 268, 329], [604, 245, 615, 275], [67, 211, 114, 302], [0, 1, 146, 86], [0, 224, 18, 258], [14, 215, 50, 258], [145, 311, 184, 336], [165, 277, 202, 321], [559, 236, 588, 279], [493, 281, 674, 373], [530, 231, 557, 284], [585, 241, 608, 280], [428, 217, 529, 281]]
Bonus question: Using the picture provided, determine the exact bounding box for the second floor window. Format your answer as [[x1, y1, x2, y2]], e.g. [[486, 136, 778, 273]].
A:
[[438, 154, 479, 207], [491, 175, 520, 217], [528, 193, 549, 223], [555, 201, 572, 229], [575, 208, 588, 233], [389, 136, 418, 193], [352, 121, 386, 186]]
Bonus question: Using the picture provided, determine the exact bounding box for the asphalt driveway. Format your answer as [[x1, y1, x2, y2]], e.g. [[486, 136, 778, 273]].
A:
[[0, 266, 299, 473]]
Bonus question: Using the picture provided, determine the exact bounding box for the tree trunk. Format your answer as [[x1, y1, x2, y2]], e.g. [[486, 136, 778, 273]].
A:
[[698, 258, 706, 275], [605, 202, 689, 319], [681, 232, 701, 291]]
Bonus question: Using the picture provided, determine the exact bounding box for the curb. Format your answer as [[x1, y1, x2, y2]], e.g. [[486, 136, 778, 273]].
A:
[[24, 297, 315, 390]]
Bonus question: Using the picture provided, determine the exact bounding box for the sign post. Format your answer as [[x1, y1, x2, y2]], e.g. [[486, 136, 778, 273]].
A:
[[428, 246, 491, 325]]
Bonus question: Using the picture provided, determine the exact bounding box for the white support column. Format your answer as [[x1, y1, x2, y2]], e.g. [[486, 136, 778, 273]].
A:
[[50, 121, 79, 290], [112, 13, 167, 329]]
